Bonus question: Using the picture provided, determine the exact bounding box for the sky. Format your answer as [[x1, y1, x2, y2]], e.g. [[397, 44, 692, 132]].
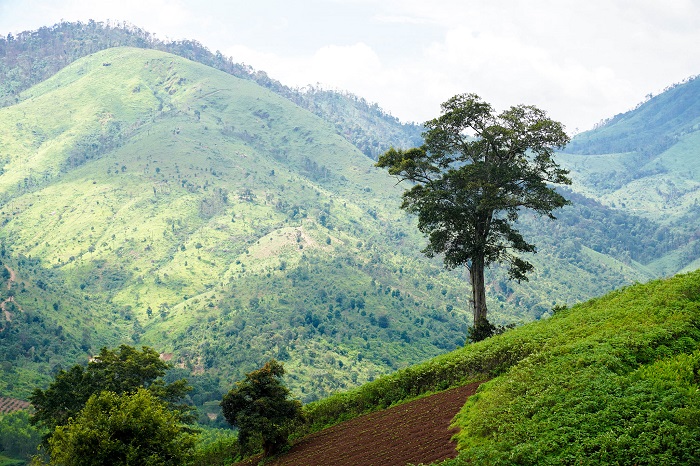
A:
[[1, 0, 698, 134]]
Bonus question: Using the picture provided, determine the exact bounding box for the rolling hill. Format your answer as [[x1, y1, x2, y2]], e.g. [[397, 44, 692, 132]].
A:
[[557, 74, 700, 276], [0, 45, 473, 404], [208, 269, 700, 465], [0, 26, 698, 420]]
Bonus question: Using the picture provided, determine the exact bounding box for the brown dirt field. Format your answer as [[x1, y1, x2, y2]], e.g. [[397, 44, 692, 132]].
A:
[[0, 396, 31, 414], [236, 382, 481, 466]]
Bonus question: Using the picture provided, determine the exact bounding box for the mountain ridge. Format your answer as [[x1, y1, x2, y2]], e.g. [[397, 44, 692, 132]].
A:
[[0, 42, 698, 416]]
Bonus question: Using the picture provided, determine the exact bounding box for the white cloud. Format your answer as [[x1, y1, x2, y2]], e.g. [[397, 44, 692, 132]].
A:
[[1, 0, 699, 132]]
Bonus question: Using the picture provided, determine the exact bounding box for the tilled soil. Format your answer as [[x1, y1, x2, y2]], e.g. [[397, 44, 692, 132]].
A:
[[237, 381, 482, 466]]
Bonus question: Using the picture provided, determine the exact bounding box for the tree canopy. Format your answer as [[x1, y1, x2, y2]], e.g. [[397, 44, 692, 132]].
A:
[[47, 388, 196, 466], [377, 93, 571, 340], [220, 359, 303, 457], [30, 345, 192, 437]]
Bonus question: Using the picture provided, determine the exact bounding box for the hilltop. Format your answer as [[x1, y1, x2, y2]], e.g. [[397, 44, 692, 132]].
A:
[[0, 20, 423, 160], [0, 25, 698, 419], [558, 75, 700, 275]]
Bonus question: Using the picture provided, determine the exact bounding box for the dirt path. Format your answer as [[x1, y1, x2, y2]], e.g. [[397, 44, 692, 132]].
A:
[[4, 264, 16, 289], [237, 382, 482, 466], [1, 265, 19, 323], [1, 296, 14, 322]]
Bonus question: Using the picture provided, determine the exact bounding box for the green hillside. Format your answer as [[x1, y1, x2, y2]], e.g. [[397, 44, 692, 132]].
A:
[[560, 76, 700, 220], [0, 46, 670, 411], [555, 75, 700, 276], [0, 21, 423, 160], [566, 75, 700, 158], [0, 46, 460, 402], [289, 269, 700, 465]]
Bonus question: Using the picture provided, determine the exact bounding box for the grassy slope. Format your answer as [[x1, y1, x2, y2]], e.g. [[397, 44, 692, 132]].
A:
[[556, 77, 700, 276], [291, 269, 700, 465], [0, 47, 488, 404], [0, 46, 688, 408]]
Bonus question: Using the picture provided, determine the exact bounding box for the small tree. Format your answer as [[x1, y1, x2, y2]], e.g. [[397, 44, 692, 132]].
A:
[[220, 359, 302, 457], [47, 389, 196, 466], [377, 93, 571, 340], [30, 345, 192, 441]]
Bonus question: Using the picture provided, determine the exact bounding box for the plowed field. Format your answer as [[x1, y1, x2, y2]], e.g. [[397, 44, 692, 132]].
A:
[[237, 381, 482, 466], [0, 396, 30, 414]]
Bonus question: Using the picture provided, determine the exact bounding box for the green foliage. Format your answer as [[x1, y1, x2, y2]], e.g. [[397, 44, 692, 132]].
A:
[[29, 345, 192, 437], [0, 410, 42, 461], [0, 44, 476, 411], [46, 389, 196, 466], [187, 429, 238, 466], [377, 93, 570, 338], [0, 39, 697, 422], [289, 270, 700, 466], [221, 360, 302, 457], [450, 269, 700, 464]]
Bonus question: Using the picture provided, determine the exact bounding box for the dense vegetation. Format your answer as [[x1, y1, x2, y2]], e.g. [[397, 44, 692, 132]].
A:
[[0, 22, 699, 464], [277, 270, 700, 465], [377, 93, 571, 339], [0, 44, 668, 415]]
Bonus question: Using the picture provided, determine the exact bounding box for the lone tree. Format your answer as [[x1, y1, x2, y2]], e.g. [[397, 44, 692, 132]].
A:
[[221, 359, 302, 457], [377, 93, 571, 341]]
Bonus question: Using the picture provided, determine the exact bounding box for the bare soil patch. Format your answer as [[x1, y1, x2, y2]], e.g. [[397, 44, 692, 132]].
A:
[[236, 382, 481, 466], [0, 396, 30, 414]]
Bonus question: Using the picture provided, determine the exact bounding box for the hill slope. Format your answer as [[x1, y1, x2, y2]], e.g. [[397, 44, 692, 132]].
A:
[[557, 75, 700, 275], [0, 46, 471, 403], [0, 45, 696, 413], [266, 269, 700, 465], [0, 20, 423, 160]]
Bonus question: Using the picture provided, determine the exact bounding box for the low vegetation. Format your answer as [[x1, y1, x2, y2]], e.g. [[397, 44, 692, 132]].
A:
[[178, 269, 700, 465], [1, 21, 700, 466]]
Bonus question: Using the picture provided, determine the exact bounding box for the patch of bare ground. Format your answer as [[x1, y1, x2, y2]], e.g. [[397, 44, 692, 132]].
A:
[[0, 396, 30, 414], [236, 382, 482, 466]]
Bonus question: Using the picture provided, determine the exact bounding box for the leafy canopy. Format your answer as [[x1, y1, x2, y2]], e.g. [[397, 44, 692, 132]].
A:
[[29, 345, 192, 435], [378, 93, 571, 280], [46, 388, 196, 466], [220, 359, 303, 457], [377, 93, 570, 339]]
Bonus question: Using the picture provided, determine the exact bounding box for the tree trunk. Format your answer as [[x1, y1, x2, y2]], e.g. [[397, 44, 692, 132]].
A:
[[470, 258, 487, 327]]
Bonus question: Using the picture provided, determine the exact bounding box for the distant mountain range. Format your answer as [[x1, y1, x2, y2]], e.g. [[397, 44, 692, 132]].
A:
[[0, 22, 698, 417]]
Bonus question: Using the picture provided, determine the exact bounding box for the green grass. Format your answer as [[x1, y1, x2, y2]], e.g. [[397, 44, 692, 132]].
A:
[[277, 270, 700, 464], [0, 456, 25, 466]]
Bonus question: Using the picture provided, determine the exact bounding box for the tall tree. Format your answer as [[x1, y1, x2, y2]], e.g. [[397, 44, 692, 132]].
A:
[[376, 93, 571, 341], [220, 359, 302, 457]]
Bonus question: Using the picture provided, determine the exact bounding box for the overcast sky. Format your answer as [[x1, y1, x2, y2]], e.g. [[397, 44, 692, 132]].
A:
[[1, 0, 698, 133]]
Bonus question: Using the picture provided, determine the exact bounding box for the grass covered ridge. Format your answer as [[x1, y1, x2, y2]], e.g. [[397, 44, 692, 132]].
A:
[[293, 270, 700, 464]]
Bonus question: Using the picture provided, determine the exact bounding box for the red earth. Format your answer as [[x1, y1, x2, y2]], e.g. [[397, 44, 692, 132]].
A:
[[236, 381, 482, 466]]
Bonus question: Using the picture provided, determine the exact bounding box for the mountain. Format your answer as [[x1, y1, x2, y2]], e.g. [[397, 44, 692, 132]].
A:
[[0, 45, 466, 404], [565, 75, 700, 157], [1, 22, 699, 419], [558, 74, 700, 275], [0, 20, 423, 160], [0, 44, 669, 411], [270, 269, 700, 465]]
